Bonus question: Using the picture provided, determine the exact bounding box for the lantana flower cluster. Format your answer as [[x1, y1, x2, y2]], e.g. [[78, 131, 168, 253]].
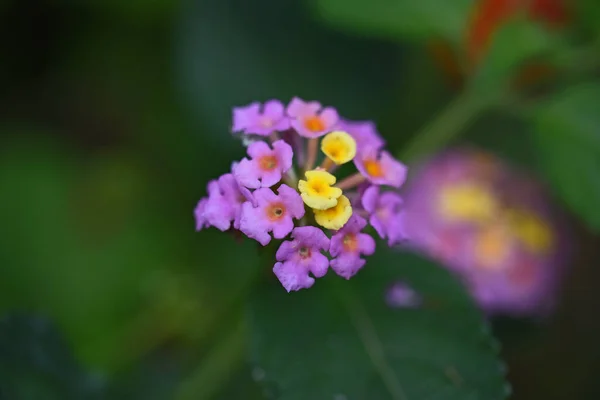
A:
[[195, 98, 408, 292], [401, 148, 569, 316]]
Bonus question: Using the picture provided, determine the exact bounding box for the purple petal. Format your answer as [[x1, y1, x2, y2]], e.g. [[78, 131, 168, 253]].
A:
[[274, 261, 315, 292], [232, 102, 260, 132], [319, 107, 339, 128], [309, 252, 330, 278], [263, 100, 285, 119], [194, 198, 209, 231], [272, 140, 293, 173], [272, 217, 295, 239], [247, 140, 272, 159], [233, 158, 261, 189], [357, 233, 376, 255], [286, 97, 321, 117], [276, 240, 298, 262], [278, 184, 305, 219], [380, 151, 408, 188], [239, 202, 271, 246], [361, 185, 379, 213], [292, 226, 329, 250], [330, 254, 366, 280]]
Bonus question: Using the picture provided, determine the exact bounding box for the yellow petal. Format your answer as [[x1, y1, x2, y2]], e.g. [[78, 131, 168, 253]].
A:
[[298, 169, 343, 210], [321, 131, 357, 165], [314, 195, 353, 230]]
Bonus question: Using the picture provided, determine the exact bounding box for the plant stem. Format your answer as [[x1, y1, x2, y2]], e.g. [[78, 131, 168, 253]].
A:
[[398, 88, 496, 162]]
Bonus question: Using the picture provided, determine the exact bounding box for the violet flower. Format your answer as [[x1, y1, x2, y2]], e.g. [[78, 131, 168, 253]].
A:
[[194, 97, 410, 292], [329, 215, 376, 279], [273, 226, 330, 292], [361, 185, 406, 246]]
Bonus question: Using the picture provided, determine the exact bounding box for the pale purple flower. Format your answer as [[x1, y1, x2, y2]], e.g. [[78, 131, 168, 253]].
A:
[[232, 100, 290, 136], [233, 140, 293, 189], [273, 226, 330, 292], [337, 119, 385, 151], [194, 198, 209, 231], [385, 282, 422, 309], [354, 146, 407, 188], [239, 184, 305, 246], [361, 186, 406, 246], [329, 215, 376, 279], [195, 174, 251, 231], [286, 97, 339, 138]]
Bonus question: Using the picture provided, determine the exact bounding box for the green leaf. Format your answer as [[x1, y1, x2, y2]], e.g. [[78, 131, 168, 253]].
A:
[[249, 249, 509, 400], [311, 0, 473, 43], [0, 314, 105, 400], [531, 82, 600, 231]]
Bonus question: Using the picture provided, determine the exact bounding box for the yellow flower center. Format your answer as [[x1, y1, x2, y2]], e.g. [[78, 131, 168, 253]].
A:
[[304, 116, 326, 132], [298, 170, 342, 210], [258, 155, 278, 171], [437, 182, 498, 223], [505, 209, 553, 254], [364, 159, 384, 178], [321, 131, 357, 165], [314, 195, 353, 230]]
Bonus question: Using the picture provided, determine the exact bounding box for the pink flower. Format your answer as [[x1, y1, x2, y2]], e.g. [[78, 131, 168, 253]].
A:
[[329, 215, 376, 279], [239, 184, 305, 245], [273, 226, 330, 292], [286, 97, 339, 138], [195, 173, 251, 232], [233, 140, 293, 189], [361, 186, 406, 246], [232, 100, 290, 136], [354, 146, 407, 188], [337, 119, 385, 151]]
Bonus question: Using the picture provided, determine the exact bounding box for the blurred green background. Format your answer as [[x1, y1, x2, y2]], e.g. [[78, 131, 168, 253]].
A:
[[1, 0, 600, 399]]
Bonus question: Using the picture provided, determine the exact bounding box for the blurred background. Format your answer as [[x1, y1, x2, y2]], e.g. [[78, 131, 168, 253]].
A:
[[1, 0, 599, 399]]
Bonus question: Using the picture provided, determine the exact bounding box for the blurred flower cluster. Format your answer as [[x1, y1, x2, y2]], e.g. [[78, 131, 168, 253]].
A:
[[402, 148, 569, 316], [195, 98, 408, 292]]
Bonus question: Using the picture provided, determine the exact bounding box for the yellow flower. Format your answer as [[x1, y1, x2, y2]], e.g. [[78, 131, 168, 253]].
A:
[[320, 131, 357, 165], [506, 209, 553, 254], [437, 182, 498, 223], [298, 170, 343, 210], [314, 195, 352, 230]]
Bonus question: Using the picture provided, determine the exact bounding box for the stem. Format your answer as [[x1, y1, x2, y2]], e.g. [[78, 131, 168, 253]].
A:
[[304, 138, 318, 171], [336, 172, 366, 191], [397, 89, 496, 162]]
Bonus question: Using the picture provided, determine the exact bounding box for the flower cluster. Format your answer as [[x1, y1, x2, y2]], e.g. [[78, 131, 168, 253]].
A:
[[195, 98, 408, 292], [401, 148, 569, 316]]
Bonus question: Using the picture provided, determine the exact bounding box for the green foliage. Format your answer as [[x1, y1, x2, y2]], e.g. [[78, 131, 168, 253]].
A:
[[311, 0, 473, 43], [0, 314, 104, 400], [249, 249, 509, 400], [531, 82, 600, 231]]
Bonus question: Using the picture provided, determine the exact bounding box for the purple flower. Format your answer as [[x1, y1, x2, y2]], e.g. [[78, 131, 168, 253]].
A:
[[286, 97, 339, 138], [329, 215, 376, 279], [385, 282, 422, 309], [196, 173, 250, 232], [232, 100, 290, 136], [361, 186, 406, 246], [337, 119, 385, 151], [273, 226, 330, 292], [354, 146, 407, 188], [194, 198, 209, 231], [233, 140, 293, 189], [239, 184, 305, 245]]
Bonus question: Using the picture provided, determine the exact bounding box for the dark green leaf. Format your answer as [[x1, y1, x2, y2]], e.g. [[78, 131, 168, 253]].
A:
[[249, 249, 509, 400], [531, 82, 600, 231], [311, 0, 472, 43], [0, 314, 105, 400]]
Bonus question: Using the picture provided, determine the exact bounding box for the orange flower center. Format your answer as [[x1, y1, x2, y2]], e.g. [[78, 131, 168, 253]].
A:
[[304, 116, 325, 132], [343, 234, 358, 252], [364, 159, 384, 178], [266, 202, 286, 221], [259, 117, 273, 128], [258, 155, 278, 171], [298, 246, 312, 259]]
